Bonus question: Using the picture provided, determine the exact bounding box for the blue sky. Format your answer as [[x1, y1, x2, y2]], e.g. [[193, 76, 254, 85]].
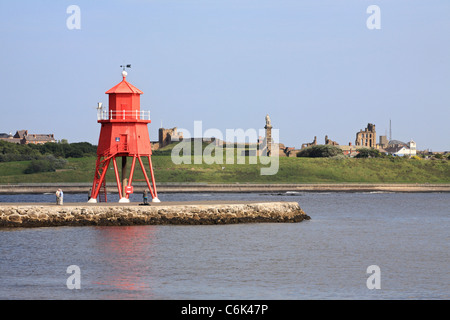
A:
[[0, 0, 449, 151]]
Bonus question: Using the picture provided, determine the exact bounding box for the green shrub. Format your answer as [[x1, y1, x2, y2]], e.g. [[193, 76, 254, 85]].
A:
[[297, 145, 343, 158], [355, 148, 383, 158], [24, 155, 67, 174]]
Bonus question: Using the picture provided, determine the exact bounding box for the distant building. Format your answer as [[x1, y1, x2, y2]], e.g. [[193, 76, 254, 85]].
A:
[[388, 139, 408, 148], [0, 130, 56, 145], [0, 132, 21, 144], [301, 136, 317, 149], [384, 140, 417, 156], [148, 119, 423, 159], [152, 127, 184, 150], [325, 135, 339, 146], [355, 123, 376, 148], [338, 144, 361, 157], [379, 135, 389, 148], [285, 147, 301, 157], [408, 140, 417, 154]]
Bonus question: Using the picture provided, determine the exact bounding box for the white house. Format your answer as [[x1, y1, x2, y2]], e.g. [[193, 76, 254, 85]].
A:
[[385, 140, 417, 156]]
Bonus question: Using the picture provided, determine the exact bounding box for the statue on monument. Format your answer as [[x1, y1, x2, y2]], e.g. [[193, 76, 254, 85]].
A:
[[265, 114, 272, 127]]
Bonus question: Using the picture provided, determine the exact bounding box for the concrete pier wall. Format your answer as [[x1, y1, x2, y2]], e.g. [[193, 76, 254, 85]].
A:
[[0, 201, 310, 228], [0, 183, 449, 194]]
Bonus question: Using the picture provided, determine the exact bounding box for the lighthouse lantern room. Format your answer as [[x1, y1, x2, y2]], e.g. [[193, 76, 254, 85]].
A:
[[88, 67, 159, 203]]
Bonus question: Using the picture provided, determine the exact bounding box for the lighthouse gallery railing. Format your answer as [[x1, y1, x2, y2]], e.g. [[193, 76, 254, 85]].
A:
[[97, 109, 151, 121]]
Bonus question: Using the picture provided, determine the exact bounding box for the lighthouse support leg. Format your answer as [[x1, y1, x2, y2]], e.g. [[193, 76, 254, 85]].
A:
[[89, 157, 102, 202], [112, 157, 125, 201], [125, 156, 137, 200], [148, 156, 159, 201], [137, 156, 159, 202], [121, 156, 127, 199]]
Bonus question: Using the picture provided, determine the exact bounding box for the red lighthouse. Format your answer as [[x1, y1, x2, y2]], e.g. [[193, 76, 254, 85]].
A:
[[88, 68, 160, 203]]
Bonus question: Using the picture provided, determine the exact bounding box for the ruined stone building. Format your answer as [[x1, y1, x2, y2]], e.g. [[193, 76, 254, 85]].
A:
[[301, 135, 338, 149], [285, 147, 301, 157], [325, 135, 339, 146], [152, 127, 183, 150], [301, 136, 317, 149], [355, 123, 376, 148]]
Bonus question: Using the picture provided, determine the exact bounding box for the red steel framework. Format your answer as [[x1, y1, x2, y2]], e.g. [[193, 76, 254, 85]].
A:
[[88, 70, 159, 203]]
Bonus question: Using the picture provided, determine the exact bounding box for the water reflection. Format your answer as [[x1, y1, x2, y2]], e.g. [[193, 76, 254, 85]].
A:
[[92, 226, 158, 297]]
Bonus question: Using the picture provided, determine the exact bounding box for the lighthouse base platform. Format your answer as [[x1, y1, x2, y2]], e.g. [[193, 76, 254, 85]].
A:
[[0, 201, 310, 228]]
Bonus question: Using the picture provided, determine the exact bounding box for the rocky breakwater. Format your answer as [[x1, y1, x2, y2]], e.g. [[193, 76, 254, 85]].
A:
[[0, 202, 310, 228]]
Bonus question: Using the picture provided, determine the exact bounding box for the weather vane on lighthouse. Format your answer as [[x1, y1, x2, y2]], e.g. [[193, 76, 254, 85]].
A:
[[120, 64, 131, 79], [88, 66, 160, 203]]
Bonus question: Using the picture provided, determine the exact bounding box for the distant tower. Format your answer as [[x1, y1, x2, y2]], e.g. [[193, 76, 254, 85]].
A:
[[355, 123, 376, 148], [88, 67, 160, 203], [264, 114, 272, 156], [408, 140, 417, 156]]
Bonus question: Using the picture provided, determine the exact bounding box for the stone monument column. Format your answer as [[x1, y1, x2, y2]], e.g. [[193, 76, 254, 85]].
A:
[[265, 114, 272, 156]]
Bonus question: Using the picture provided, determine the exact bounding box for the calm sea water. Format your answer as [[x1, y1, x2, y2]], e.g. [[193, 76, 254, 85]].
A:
[[0, 192, 448, 300]]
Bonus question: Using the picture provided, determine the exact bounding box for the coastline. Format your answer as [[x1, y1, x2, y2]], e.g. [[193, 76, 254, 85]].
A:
[[0, 182, 449, 194]]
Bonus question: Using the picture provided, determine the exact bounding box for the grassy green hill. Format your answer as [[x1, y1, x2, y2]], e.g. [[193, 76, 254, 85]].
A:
[[0, 154, 449, 184]]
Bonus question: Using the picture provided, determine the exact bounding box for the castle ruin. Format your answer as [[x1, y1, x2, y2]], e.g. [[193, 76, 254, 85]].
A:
[[325, 135, 339, 146], [355, 123, 376, 148], [152, 127, 183, 150], [301, 136, 317, 149]]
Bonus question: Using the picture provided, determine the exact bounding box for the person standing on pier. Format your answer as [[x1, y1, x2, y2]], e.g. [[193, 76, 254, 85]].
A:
[[143, 189, 148, 205], [56, 189, 64, 205]]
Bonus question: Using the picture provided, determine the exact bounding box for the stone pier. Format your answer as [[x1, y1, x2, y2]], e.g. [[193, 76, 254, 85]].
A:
[[0, 201, 310, 228]]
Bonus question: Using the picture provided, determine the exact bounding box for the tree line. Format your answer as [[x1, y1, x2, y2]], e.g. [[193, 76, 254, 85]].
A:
[[297, 145, 392, 158], [296, 145, 449, 159], [0, 141, 97, 174], [0, 140, 97, 162]]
